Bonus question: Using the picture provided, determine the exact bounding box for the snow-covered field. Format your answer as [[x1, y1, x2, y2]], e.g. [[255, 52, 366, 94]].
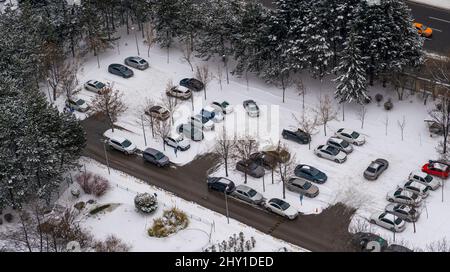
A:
[[55, 26, 450, 250], [409, 0, 450, 10], [57, 157, 304, 252]]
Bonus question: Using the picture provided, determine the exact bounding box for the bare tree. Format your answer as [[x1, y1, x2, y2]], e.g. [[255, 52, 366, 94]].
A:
[[181, 39, 194, 72], [397, 115, 407, 141], [42, 42, 73, 101], [358, 105, 367, 129], [294, 79, 306, 113], [276, 145, 296, 199], [390, 72, 407, 101], [233, 136, 259, 184], [61, 60, 80, 100], [85, 33, 113, 68], [429, 94, 450, 154], [154, 119, 172, 151], [143, 98, 156, 138], [215, 127, 237, 177], [143, 22, 156, 58], [162, 81, 179, 125], [90, 84, 127, 132], [195, 65, 212, 100], [313, 95, 338, 136], [292, 111, 319, 150], [426, 238, 450, 252]]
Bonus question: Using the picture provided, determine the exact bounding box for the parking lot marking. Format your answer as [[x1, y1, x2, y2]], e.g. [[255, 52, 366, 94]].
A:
[[431, 28, 442, 32], [429, 16, 450, 24]]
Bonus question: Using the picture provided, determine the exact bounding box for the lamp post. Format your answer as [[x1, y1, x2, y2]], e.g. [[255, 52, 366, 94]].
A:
[[225, 186, 230, 224], [131, 26, 140, 56], [103, 139, 111, 175]]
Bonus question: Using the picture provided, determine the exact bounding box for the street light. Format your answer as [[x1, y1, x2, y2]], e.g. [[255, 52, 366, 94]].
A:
[[131, 26, 140, 56], [225, 186, 230, 224]]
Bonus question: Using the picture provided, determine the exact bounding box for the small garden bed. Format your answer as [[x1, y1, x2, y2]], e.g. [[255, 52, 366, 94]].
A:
[[148, 207, 189, 238]]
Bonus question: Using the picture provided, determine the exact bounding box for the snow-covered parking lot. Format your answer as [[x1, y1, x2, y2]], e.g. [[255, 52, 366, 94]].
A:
[[56, 27, 450, 250]]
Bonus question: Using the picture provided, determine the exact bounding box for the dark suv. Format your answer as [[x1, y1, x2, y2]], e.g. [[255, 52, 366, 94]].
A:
[[282, 129, 310, 144], [180, 78, 204, 92], [207, 177, 235, 194]]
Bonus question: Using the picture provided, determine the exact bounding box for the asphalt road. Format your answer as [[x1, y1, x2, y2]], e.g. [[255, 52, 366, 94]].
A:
[[257, 0, 450, 55], [81, 115, 355, 252]]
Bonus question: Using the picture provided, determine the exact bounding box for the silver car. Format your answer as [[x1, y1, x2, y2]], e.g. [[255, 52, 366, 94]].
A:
[[335, 128, 366, 146], [231, 184, 264, 205], [363, 158, 389, 180], [314, 144, 347, 163], [243, 100, 259, 117], [386, 188, 422, 206], [164, 133, 190, 151], [408, 171, 440, 190], [326, 137, 353, 153], [401, 180, 430, 198], [385, 203, 420, 222], [84, 80, 106, 94], [107, 136, 137, 155], [124, 56, 149, 70], [65, 98, 89, 112], [166, 85, 192, 100], [264, 198, 298, 220], [370, 212, 406, 232], [286, 177, 319, 198]]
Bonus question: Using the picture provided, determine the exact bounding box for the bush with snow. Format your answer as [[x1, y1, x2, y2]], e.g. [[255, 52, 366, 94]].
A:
[[204, 232, 256, 252], [94, 235, 130, 252], [147, 207, 189, 237], [76, 172, 110, 197], [134, 193, 158, 214]]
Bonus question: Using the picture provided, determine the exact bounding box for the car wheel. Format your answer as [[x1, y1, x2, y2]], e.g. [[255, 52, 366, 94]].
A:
[[282, 134, 287, 139], [388, 198, 394, 202], [335, 159, 340, 163], [370, 219, 376, 224], [317, 153, 322, 158]]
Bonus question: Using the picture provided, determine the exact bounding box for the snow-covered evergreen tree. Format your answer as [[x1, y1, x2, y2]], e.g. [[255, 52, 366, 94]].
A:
[[334, 30, 369, 104]]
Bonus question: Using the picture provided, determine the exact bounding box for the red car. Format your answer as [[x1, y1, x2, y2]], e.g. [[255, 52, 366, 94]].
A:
[[422, 160, 450, 179]]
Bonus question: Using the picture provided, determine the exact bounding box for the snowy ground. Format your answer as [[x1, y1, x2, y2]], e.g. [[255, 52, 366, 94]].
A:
[[52, 26, 450, 250], [409, 0, 450, 10], [56, 157, 304, 252]]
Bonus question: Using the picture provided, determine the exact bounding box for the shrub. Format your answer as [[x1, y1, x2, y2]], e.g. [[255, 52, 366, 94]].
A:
[[375, 94, 383, 105], [384, 99, 393, 110], [4, 213, 13, 223], [134, 193, 158, 214], [94, 235, 130, 252], [74, 202, 86, 211], [89, 204, 111, 215], [148, 207, 189, 238], [76, 172, 109, 197]]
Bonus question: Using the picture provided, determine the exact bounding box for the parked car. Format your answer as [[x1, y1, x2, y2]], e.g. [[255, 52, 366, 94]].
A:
[[386, 188, 422, 206], [326, 137, 353, 153], [243, 100, 259, 117], [370, 212, 406, 232], [180, 78, 204, 92], [124, 56, 149, 70], [282, 129, 310, 144], [142, 148, 170, 167], [264, 198, 298, 220], [401, 180, 430, 198], [385, 203, 420, 223], [176, 123, 204, 141], [409, 171, 440, 190], [201, 106, 224, 123], [107, 136, 137, 155], [422, 160, 450, 179], [413, 22, 432, 37], [231, 184, 264, 205], [335, 128, 365, 146], [211, 101, 233, 114], [190, 114, 214, 131], [294, 164, 327, 184], [84, 80, 106, 94], [424, 119, 443, 136], [166, 85, 192, 100], [363, 158, 389, 180], [351, 232, 388, 252], [65, 98, 89, 112], [384, 244, 413, 252], [264, 149, 291, 163], [145, 105, 170, 121], [207, 177, 235, 194], [164, 133, 190, 151], [286, 177, 319, 198], [108, 63, 134, 78], [236, 159, 265, 178], [314, 144, 347, 163], [249, 152, 277, 170]]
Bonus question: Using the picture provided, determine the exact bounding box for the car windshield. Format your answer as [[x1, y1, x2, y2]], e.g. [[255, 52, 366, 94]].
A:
[[247, 189, 257, 197], [154, 152, 165, 160], [394, 218, 403, 225], [121, 139, 132, 148], [309, 167, 319, 176], [424, 175, 433, 183], [303, 182, 311, 190], [351, 131, 360, 138], [280, 201, 290, 211], [249, 104, 257, 110], [367, 167, 376, 173], [138, 59, 146, 64], [326, 146, 339, 155], [222, 101, 229, 107], [95, 82, 105, 88], [340, 140, 349, 147], [249, 163, 258, 170], [76, 99, 85, 105]]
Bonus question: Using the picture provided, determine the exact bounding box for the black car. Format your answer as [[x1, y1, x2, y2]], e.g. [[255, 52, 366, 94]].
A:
[[108, 63, 134, 78], [351, 232, 388, 252], [282, 129, 310, 144], [207, 177, 235, 194], [249, 152, 278, 170], [294, 164, 327, 184], [180, 78, 204, 92]]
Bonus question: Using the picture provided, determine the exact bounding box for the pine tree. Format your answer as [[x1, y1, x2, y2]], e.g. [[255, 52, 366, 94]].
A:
[[334, 30, 369, 104]]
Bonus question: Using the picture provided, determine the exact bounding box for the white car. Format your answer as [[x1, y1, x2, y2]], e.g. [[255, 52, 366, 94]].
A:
[[386, 188, 422, 206], [326, 137, 353, 153], [107, 136, 137, 155], [164, 133, 190, 151], [190, 114, 214, 131], [84, 80, 106, 94], [314, 144, 347, 163], [409, 171, 440, 190], [385, 203, 420, 223], [401, 180, 430, 198], [335, 128, 365, 146], [211, 101, 233, 114], [370, 212, 406, 232], [264, 198, 298, 220], [65, 98, 89, 112], [243, 100, 259, 117], [202, 105, 224, 123]]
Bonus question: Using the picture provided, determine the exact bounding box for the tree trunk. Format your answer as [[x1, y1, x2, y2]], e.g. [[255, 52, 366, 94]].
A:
[[323, 122, 327, 136], [224, 158, 228, 177]]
